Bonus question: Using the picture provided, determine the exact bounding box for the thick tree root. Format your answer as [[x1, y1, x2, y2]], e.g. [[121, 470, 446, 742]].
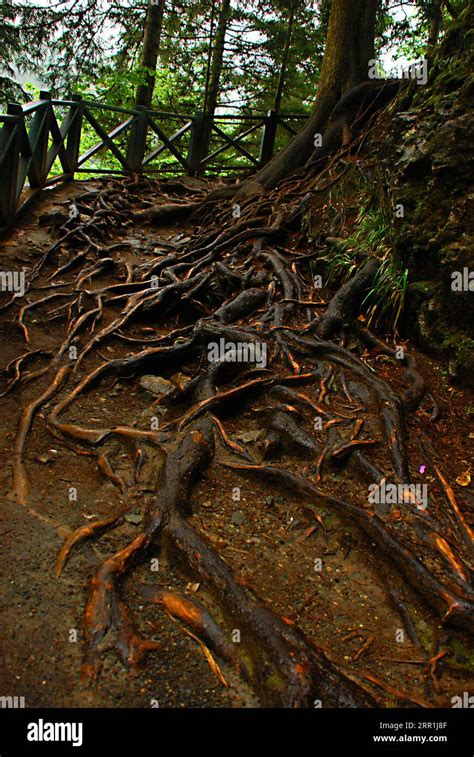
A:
[[79, 417, 376, 706], [219, 462, 474, 633], [5, 173, 472, 707]]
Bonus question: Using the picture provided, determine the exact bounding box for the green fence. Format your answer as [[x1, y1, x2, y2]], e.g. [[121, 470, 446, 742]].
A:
[[0, 91, 307, 230]]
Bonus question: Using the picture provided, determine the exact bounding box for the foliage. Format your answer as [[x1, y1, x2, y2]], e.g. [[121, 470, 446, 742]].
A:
[[0, 0, 458, 189], [0, 0, 53, 102], [323, 205, 409, 333], [2, 0, 452, 112]]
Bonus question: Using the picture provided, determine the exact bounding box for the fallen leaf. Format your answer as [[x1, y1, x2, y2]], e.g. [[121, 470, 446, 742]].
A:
[[455, 470, 471, 487], [186, 582, 200, 593]]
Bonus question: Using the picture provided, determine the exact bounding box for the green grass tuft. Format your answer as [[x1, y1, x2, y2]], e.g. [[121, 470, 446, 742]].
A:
[[322, 205, 408, 333]]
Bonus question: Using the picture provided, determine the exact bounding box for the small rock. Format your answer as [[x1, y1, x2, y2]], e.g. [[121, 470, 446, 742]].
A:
[[186, 582, 200, 593], [38, 206, 69, 227], [137, 406, 167, 427], [231, 511, 246, 526], [125, 512, 143, 525], [139, 375, 175, 398], [265, 496, 274, 507], [35, 451, 58, 464], [234, 430, 264, 444]]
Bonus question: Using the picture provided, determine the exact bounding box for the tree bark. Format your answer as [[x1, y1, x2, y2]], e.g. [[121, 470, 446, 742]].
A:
[[135, 0, 166, 109], [428, 0, 443, 48], [249, 0, 379, 192], [273, 2, 297, 114], [202, 0, 232, 158]]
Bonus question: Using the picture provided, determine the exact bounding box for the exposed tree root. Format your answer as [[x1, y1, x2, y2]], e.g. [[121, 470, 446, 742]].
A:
[[4, 167, 472, 708], [219, 461, 474, 633], [55, 513, 124, 578], [8, 365, 70, 505]]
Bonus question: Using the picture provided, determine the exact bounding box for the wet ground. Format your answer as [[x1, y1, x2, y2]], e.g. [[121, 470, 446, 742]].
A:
[[0, 180, 472, 708]]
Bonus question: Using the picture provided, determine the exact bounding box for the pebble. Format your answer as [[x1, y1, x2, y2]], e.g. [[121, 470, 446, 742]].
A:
[[231, 511, 246, 526], [139, 375, 175, 398], [125, 512, 143, 525], [234, 430, 264, 444]]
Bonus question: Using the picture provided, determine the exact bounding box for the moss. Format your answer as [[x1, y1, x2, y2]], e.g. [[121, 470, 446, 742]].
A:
[[442, 333, 474, 352], [306, 6, 473, 378], [448, 637, 474, 672], [442, 335, 474, 364], [239, 649, 255, 678], [264, 668, 288, 700], [411, 613, 436, 653], [407, 280, 434, 295], [405, 281, 439, 318]]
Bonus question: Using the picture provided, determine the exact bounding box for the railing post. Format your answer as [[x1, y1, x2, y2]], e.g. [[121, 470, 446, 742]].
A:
[[0, 104, 22, 227], [188, 113, 206, 176], [259, 109, 278, 166], [126, 106, 148, 173], [28, 91, 52, 188], [66, 94, 83, 176]]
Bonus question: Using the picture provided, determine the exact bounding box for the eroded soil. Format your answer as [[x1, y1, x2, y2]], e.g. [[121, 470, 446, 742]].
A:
[[0, 179, 472, 708]]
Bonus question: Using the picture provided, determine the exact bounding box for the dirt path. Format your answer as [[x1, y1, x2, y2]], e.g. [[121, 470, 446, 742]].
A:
[[0, 179, 472, 708]]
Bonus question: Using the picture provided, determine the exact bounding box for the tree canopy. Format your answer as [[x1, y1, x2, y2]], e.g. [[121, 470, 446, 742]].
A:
[[1, 0, 467, 112]]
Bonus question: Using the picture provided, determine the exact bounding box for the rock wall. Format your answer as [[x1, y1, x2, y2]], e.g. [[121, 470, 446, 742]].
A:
[[372, 5, 473, 382]]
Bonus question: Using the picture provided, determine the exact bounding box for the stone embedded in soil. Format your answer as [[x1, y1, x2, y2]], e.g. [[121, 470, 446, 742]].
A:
[[125, 512, 143, 525], [139, 375, 175, 398], [234, 429, 264, 443], [231, 511, 246, 526], [38, 206, 70, 226], [35, 451, 58, 464], [137, 406, 167, 427]]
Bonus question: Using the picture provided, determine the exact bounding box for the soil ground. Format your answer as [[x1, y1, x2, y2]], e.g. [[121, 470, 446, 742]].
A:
[[0, 180, 472, 708]]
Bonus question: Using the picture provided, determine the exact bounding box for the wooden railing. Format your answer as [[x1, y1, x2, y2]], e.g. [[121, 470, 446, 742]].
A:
[[0, 92, 307, 230]]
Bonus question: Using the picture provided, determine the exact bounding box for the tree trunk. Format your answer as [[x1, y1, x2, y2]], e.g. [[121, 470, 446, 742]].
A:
[[135, 0, 166, 110], [273, 2, 297, 114], [250, 0, 378, 191], [202, 0, 232, 158], [428, 0, 443, 48]]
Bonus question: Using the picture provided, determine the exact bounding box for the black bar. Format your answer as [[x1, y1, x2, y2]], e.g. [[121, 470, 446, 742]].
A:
[[0, 707, 471, 756]]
